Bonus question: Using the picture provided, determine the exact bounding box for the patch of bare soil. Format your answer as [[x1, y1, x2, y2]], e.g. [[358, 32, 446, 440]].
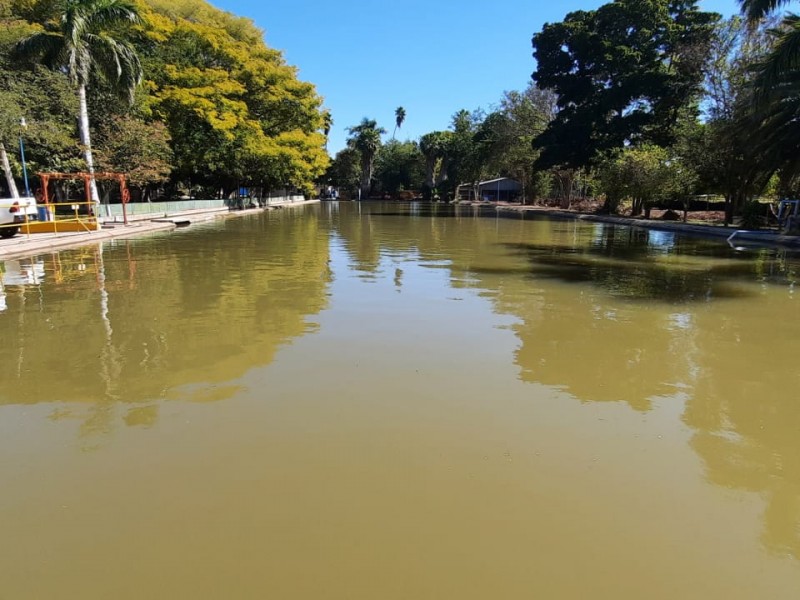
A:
[[648, 209, 727, 226]]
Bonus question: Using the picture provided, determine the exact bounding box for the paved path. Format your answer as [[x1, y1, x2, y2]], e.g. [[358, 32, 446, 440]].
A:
[[0, 200, 319, 261]]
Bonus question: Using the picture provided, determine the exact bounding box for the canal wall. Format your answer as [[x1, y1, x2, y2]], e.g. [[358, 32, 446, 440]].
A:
[[0, 199, 319, 261], [102, 195, 307, 221], [493, 205, 800, 249]]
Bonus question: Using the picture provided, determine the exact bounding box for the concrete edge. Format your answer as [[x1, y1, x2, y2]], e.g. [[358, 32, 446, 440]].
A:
[[0, 199, 321, 261], [493, 206, 800, 249]]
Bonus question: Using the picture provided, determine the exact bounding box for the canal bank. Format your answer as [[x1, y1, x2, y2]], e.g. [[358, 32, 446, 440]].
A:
[[493, 204, 800, 249], [0, 199, 320, 260]]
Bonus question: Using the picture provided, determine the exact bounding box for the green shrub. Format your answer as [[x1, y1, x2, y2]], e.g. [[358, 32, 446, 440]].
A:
[[740, 201, 764, 230]]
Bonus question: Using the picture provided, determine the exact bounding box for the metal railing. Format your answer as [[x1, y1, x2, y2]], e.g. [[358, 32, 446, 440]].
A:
[[33, 200, 98, 233]]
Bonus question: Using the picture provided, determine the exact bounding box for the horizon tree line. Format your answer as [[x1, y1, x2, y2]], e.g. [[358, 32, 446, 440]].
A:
[[329, 0, 800, 227]]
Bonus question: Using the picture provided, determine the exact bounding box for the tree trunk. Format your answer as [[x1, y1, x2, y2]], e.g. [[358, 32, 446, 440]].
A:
[[555, 170, 574, 209], [436, 155, 450, 186], [733, 190, 747, 222], [424, 157, 435, 189], [360, 155, 372, 200], [78, 84, 100, 205], [1, 143, 20, 198], [724, 194, 733, 225]]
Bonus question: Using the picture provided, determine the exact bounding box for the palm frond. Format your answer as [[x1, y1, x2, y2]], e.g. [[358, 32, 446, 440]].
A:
[[86, 32, 142, 102], [13, 32, 67, 71], [752, 15, 800, 101], [85, 0, 142, 30], [741, 0, 794, 22]]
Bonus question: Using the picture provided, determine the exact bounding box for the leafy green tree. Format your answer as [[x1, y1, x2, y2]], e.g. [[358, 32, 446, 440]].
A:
[[430, 109, 485, 202], [419, 130, 452, 200], [599, 144, 692, 216], [532, 0, 719, 170], [473, 84, 556, 204], [93, 114, 172, 198], [687, 16, 777, 222], [374, 139, 424, 195], [0, 17, 82, 196], [346, 118, 385, 199], [139, 0, 329, 196], [1, 0, 330, 199], [393, 106, 406, 140], [15, 0, 143, 205], [324, 146, 360, 197]]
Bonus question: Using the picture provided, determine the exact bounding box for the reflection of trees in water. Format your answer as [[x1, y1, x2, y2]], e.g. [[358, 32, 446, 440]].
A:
[[0, 208, 332, 441], [331, 202, 521, 277], [334, 204, 800, 559], [507, 228, 800, 559], [502, 226, 787, 303], [502, 225, 800, 559], [683, 305, 800, 559], [513, 299, 696, 410]]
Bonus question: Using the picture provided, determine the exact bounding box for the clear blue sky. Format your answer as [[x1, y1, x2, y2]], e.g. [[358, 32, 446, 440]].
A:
[[211, 0, 742, 154]]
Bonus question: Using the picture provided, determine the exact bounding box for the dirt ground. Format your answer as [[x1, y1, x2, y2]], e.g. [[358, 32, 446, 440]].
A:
[[647, 209, 728, 226], [528, 198, 742, 229]]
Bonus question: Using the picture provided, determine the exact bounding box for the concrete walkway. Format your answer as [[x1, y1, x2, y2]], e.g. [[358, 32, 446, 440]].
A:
[[0, 199, 319, 261]]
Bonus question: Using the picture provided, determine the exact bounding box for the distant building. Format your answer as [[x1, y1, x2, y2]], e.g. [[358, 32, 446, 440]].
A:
[[457, 178, 522, 203]]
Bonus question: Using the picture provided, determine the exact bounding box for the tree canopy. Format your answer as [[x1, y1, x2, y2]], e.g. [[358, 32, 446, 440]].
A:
[[346, 118, 385, 198], [0, 0, 329, 198], [532, 0, 719, 169]]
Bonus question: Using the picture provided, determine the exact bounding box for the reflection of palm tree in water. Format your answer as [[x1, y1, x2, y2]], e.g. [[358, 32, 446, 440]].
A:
[[1, 211, 334, 447]]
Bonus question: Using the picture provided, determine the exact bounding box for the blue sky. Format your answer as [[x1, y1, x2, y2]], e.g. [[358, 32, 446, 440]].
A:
[[211, 0, 742, 154]]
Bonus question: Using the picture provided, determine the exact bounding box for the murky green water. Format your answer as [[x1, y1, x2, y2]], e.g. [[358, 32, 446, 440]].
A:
[[1, 202, 799, 599]]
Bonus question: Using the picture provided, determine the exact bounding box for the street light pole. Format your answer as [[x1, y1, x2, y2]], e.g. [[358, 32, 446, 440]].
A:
[[19, 118, 31, 197]]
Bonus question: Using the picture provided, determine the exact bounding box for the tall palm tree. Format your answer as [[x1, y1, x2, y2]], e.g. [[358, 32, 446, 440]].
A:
[[393, 106, 406, 140], [346, 118, 385, 199], [15, 0, 142, 206], [322, 110, 333, 146], [419, 130, 452, 200]]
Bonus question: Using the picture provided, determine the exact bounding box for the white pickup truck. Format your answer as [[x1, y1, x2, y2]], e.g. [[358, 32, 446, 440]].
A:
[[0, 197, 38, 238]]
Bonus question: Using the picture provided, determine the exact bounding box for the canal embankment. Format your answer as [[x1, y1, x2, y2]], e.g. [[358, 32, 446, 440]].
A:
[[492, 204, 800, 249], [0, 199, 320, 260]]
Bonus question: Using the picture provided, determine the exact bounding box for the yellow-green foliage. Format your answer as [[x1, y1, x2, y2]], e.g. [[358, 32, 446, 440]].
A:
[[1, 0, 328, 193], [137, 0, 328, 190]]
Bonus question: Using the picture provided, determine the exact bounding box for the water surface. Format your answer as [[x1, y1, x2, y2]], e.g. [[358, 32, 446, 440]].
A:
[[1, 202, 799, 599]]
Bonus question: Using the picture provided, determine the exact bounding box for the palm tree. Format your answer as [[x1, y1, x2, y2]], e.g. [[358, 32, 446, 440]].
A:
[[740, 1, 800, 95], [419, 131, 452, 200], [346, 118, 385, 199], [742, 0, 793, 20], [322, 110, 332, 142], [15, 0, 142, 206], [393, 106, 406, 140], [1, 143, 20, 198]]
